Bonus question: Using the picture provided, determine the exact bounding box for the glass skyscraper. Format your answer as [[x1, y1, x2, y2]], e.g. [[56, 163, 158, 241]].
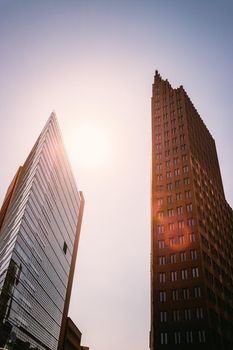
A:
[[0, 113, 84, 350]]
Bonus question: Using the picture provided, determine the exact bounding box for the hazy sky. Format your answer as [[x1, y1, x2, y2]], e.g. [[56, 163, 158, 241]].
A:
[[0, 1, 233, 349]]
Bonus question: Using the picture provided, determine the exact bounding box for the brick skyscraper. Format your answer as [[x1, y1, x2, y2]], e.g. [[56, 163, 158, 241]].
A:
[[151, 71, 233, 350]]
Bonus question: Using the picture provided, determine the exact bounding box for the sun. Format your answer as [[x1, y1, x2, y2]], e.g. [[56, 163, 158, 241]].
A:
[[66, 123, 111, 169]]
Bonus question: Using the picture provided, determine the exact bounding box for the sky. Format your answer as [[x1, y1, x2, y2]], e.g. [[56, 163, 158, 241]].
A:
[[0, 1, 233, 349]]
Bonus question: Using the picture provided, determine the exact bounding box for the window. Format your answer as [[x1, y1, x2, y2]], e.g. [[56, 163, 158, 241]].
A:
[[203, 252, 211, 265], [184, 177, 190, 185], [170, 253, 176, 263], [156, 134, 161, 141], [183, 166, 189, 173], [198, 330, 206, 343], [63, 241, 67, 254], [158, 256, 165, 265], [182, 288, 190, 300], [157, 174, 163, 181], [172, 309, 180, 321], [184, 309, 191, 320], [186, 331, 193, 343], [159, 291, 167, 302], [156, 185, 163, 192], [168, 209, 174, 217], [187, 218, 195, 226], [156, 153, 162, 160], [167, 195, 173, 204], [173, 147, 178, 154], [158, 240, 165, 249], [178, 220, 184, 228], [179, 235, 185, 244], [180, 134, 185, 141], [159, 272, 166, 283], [174, 168, 180, 176], [194, 286, 201, 298], [156, 143, 162, 150], [178, 113, 183, 120], [177, 206, 183, 215], [179, 124, 184, 131], [157, 211, 164, 218], [165, 140, 170, 148], [160, 311, 167, 322], [201, 235, 209, 249], [185, 190, 192, 198], [157, 225, 164, 234], [172, 137, 177, 144], [196, 307, 204, 319], [189, 233, 196, 242], [173, 157, 179, 165], [174, 332, 181, 344], [157, 198, 163, 205], [166, 171, 172, 178], [192, 267, 199, 278], [165, 150, 170, 157], [169, 223, 175, 231], [186, 203, 193, 212], [172, 289, 179, 300], [181, 269, 188, 280], [165, 160, 170, 168], [155, 102, 160, 110], [180, 251, 186, 262], [167, 183, 173, 191], [169, 237, 176, 246], [176, 192, 182, 200], [175, 180, 181, 187], [157, 163, 162, 171], [160, 332, 168, 345], [180, 144, 186, 150], [182, 154, 187, 161], [190, 249, 197, 260], [207, 287, 215, 301], [171, 271, 177, 282]]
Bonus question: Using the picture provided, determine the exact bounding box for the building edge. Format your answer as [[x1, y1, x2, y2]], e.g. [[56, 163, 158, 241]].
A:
[[0, 167, 22, 233], [58, 191, 85, 350]]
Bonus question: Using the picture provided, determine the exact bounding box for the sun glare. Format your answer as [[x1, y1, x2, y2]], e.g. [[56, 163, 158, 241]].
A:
[[66, 123, 111, 169]]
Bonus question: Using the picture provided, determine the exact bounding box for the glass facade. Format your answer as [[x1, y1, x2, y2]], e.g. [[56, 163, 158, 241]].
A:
[[0, 113, 82, 350]]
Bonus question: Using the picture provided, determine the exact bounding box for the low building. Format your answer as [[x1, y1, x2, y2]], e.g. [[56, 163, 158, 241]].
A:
[[63, 318, 88, 350]]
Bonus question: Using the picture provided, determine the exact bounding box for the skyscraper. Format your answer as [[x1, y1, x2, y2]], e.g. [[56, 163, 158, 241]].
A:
[[151, 71, 233, 350], [0, 113, 84, 350]]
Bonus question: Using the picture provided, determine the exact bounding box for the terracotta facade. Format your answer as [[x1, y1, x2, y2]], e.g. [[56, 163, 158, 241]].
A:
[[150, 71, 233, 349]]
